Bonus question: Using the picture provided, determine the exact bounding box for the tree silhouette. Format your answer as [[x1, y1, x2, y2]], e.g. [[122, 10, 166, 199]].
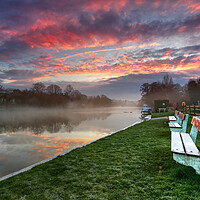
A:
[[0, 82, 113, 107], [139, 74, 184, 107], [46, 84, 62, 94], [64, 85, 74, 96], [32, 82, 46, 93], [187, 78, 200, 104], [162, 74, 173, 85]]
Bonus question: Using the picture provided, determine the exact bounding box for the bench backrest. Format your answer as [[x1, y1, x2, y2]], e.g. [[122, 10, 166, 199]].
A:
[[177, 113, 184, 125], [190, 116, 200, 143], [179, 113, 185, 120], [180, 114, 189, 133], [175, 110, 179, 118]]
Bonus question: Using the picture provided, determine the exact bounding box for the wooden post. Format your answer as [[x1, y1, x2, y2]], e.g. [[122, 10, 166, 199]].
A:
[[196, 106, 200, 115], [192, 106, 194, 115], [194, 105, 196, 115]]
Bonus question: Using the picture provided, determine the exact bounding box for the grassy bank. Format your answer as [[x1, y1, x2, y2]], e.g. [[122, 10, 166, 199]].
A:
[[151, 111, 174, 118], [1, 117, 200, 199]]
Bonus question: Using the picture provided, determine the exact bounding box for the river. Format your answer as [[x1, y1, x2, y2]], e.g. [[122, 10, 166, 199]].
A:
[[0, 106, 141, 178]]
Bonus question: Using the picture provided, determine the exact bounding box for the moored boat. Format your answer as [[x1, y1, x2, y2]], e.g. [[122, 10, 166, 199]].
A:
[[141, 105, 152, 119]]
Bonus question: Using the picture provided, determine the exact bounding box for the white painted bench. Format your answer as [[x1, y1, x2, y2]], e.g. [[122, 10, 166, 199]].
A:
[[171, 116, 200, 174], [169, 116, 176, 121], [169, 110, 179, 122], [169, 113, 189, 133]]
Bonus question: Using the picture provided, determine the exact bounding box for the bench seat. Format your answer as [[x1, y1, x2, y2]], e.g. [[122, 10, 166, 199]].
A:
[[169, 122, 181, 128], [169, 116, 176, 121], [169, 113, 189, 133], [171, 132, 200, 156]]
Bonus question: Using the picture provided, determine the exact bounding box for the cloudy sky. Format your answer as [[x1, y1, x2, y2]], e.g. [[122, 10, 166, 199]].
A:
[[0, 0, 200, 100]]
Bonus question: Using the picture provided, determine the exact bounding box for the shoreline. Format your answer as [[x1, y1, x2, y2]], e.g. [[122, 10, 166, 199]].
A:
[[0, 121, 141, 182]]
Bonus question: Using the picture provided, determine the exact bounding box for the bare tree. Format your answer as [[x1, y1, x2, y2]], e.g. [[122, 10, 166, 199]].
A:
[[32, 82, 45, 93], [46, 84, 62, 94], [64, 85, 74, 96], [162, 74, 173, 85]]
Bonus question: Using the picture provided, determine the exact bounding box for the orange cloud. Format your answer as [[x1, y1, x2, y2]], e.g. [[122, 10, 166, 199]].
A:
[[164, 50, 172, 57], [90, 57, 104, 65], [29, 50, 200, 82], [178, 26, 186, 32], [191, 56, 200, 61], [153, 0, 161, 7], [30, 74, 50, 81], [23, 30, 125, 50], [85, 0, 127, 12], [135, 0, 146, 5], [138, 44, 146, 48], [0, 29, 17, 36], [31, 18, 57, 31], [175, 60, 200, 71], [118, 54, 128, 61], [149, 42, 160, 47], [187, 2, 200, 13]]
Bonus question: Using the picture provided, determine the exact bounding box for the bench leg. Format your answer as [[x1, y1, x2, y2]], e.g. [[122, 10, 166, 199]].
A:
[[173, 153, 200, 175]]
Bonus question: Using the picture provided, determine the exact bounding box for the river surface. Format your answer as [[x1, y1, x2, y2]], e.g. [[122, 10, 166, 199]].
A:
[[0, 106, 141, 178]]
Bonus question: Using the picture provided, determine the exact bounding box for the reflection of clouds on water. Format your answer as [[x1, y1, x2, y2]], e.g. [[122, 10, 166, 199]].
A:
[[33, 137, 91, 157], [0, 132, 93, 177]]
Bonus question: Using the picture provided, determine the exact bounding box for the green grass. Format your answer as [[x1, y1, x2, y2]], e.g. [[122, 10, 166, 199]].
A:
[[1, 117, 200, 199], [152, 111, 174, 118]]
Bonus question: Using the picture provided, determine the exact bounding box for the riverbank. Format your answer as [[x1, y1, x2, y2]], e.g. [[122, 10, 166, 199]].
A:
[[0, 116, 200, 199]]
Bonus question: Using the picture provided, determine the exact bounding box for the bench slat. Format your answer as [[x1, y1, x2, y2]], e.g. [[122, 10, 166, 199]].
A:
[[169, 116, 176, 121], [169, 122, 181, 128], [181, 133, 200, 157], [171, 132, 185, 154]]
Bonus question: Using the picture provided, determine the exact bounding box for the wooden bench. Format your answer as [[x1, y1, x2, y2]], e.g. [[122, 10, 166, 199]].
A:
[[169, 110, 179, 122], [171, 116, 200, 174], [169, 113, 189, 133]]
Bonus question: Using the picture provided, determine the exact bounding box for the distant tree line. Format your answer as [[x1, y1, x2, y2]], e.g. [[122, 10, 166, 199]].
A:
[[0, 83, 112, 107], [139, 74, 200, 107]]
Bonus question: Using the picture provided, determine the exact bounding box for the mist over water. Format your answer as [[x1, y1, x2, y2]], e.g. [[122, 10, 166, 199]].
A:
[[0, 106, 140, 178], [0, 107, 112, 134]]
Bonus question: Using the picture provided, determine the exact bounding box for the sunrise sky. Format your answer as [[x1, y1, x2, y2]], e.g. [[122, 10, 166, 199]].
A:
[[0, 0, 200, 100]]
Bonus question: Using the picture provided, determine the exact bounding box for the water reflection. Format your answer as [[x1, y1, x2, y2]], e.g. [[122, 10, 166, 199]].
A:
[[0, 107, 111, 134], [0, 106, 140, 178]]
